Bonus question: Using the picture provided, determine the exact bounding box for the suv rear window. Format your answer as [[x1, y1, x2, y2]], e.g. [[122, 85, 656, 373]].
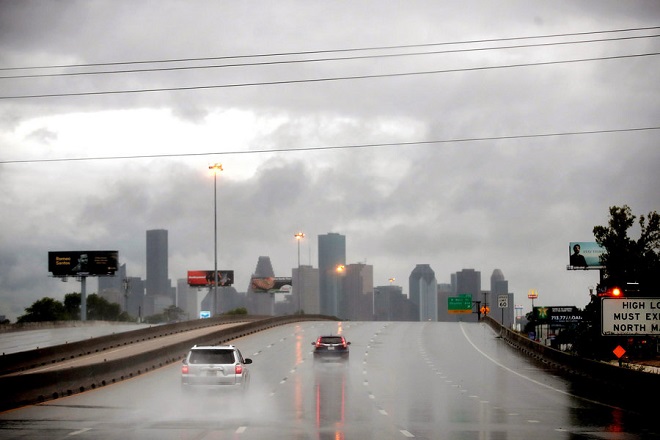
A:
[[189, 349, 235, 364], [320, 337, 344, 344]]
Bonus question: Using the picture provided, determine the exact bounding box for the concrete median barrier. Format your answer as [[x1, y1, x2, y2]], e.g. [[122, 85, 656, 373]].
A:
[[0, 314, 335, 411]]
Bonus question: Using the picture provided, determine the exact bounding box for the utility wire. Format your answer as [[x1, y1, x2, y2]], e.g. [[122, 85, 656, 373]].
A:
[[2, 126, 657, 165], [1, 51, 657, 100], [1, 34, 657, 80], [2, 25, 658, 72]]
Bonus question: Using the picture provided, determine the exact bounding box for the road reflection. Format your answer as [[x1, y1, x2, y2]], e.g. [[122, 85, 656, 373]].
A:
[[314, 361, 348, 440]]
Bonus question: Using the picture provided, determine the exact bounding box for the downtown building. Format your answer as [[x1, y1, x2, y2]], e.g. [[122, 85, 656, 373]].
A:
[[292, 265, 320, 315], [340, 263, 374, 321], [409, 264, 438, 321], [318, 233, 346, 317], [145, 229, 174, 317], [490, 269, 514, 328]]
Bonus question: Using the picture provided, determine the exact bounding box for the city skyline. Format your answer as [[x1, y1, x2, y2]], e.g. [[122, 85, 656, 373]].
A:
[[2, 3, 656, 320]]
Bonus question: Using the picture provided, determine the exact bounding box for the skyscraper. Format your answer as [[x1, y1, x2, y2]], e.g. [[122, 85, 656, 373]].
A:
[[318, 233, 346, 316], [409, 264, 438, 321], [455, 268, 482, 318], [293, 265, 320, 314], [341, 263, 373, 320], [146, 229, 171, 316], [490, 269, 513, 327]]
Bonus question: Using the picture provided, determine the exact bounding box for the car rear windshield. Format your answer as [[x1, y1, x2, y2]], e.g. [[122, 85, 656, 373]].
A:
[[320, 337, 344, 344], [189, 349, 235, 364]]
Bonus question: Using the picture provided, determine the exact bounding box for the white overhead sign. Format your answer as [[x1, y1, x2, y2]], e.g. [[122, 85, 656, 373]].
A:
[[601, 298, 660, 336]]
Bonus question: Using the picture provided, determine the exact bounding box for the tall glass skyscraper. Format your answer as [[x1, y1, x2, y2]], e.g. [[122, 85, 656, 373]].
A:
[[318, 233, 346, 316], [409, 264, 437, 321], [146, 229, 170, 315]]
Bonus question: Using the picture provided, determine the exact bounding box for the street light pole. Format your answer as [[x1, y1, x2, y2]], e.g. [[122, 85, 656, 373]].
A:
[[209, 163, 223, 316], [294, 232, 304, 313]]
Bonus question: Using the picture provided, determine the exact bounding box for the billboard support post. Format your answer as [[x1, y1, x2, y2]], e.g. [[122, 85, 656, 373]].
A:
[[80, 275, 87, 321]]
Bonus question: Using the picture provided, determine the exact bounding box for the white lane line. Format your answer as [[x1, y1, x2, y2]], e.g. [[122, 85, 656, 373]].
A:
[[400, 429, 415, 437], [67, 428, 91, 436], [236, 426, 247, 433], [458, 322, 624, 409]]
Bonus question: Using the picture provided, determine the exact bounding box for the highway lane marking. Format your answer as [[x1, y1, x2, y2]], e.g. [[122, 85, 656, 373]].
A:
[[67, 428, 91, 436], [400, 429, 415, 437], [236, 426, 247, 433], [458, 322, 624, 410]]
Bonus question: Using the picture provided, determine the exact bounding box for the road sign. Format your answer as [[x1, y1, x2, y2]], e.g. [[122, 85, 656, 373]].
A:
[[601, 297, 660, 336], [448, 295, 472, 314], [497, 294, 508, 308]]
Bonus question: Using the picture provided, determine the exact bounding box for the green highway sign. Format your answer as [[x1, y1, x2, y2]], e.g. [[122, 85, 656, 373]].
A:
[[448, 295, 472, 314]]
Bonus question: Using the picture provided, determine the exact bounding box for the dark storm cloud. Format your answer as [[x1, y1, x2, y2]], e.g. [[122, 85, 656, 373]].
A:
[[0, 1, 658, 319]]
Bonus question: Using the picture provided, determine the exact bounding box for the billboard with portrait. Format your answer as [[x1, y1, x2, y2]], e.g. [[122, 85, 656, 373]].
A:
[[568, 242, 605, 269], [250, 276, 292, 293], [187, 270, 234, 287], [48, 251, 118, 277]]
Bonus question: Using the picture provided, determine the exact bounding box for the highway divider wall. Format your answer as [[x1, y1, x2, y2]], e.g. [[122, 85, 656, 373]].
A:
[[483, 316, 660, 397], [0, 314, 335, 411], [0, 315, 265, 376]]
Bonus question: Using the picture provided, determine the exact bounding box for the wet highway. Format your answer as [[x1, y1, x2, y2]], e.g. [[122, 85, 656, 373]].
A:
[[0, 320, 656, 439]]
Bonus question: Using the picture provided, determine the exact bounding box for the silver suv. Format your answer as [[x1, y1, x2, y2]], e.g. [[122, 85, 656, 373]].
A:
[[181, 345, 252, 392]]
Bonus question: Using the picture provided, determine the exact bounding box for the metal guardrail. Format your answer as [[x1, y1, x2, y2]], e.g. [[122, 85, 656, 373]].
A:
[[483, 316, 660, 404], [0, 314, 335, 411]]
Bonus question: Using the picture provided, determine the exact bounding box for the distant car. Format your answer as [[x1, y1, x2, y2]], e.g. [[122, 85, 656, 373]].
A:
[[312, 335, 350, 360], [181, 345, 252, 392]]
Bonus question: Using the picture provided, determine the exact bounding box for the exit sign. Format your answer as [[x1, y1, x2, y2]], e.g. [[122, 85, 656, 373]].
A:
[[448, 295, 472, 314]]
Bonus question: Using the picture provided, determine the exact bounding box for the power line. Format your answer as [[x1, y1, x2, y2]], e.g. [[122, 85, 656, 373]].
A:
[[2, 25, 658, 72], [1, 33, 657, 80], [2, 126, 657, 165], [1, 51, 658, 100]]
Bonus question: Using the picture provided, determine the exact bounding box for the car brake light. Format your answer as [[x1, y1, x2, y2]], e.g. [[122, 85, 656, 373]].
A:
[[235, 364, 243, 375], [182, 365, 189, 374], [315, 338, 322, 347], [341, 338, 347, 348]]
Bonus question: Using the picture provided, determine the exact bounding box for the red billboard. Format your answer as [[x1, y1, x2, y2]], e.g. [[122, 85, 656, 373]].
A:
[[48, 251, 118, 277], [187, 270, 234, 286]]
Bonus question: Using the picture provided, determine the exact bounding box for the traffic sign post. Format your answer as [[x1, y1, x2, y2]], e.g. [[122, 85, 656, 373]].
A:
[[498, 294, 508, 325]]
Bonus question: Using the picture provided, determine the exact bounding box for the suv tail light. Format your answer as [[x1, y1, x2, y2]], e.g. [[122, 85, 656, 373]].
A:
[[315, 337, 322, 348], [341, 338, 348, 348], [182, 365, 189, 374], [235, 364, 243, 375]]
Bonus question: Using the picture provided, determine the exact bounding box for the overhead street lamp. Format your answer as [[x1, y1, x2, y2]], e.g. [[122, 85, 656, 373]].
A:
[[294, 232, 305, 267], [294, 232, 305, 313], [209, 163, 223, 316]]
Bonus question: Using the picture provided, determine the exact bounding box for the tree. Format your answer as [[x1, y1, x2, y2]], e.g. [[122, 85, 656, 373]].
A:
[[593, 205, 660, 295], [17, 293, 132, 323], [17, 297, 67, 323], [64, 292, 81, 320], [573, 205, 660, 360]]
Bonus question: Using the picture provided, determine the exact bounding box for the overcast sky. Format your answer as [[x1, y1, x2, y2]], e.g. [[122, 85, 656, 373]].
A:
[[1, 1, 658, 321]]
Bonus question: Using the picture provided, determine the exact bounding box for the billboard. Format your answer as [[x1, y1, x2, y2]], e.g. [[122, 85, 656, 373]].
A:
[[48, 251, 118, 277], [250, 276, 292, 293], [568, 242, 605, 269], [534, 306, 583, 325], [187, 270, 234, 286]]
